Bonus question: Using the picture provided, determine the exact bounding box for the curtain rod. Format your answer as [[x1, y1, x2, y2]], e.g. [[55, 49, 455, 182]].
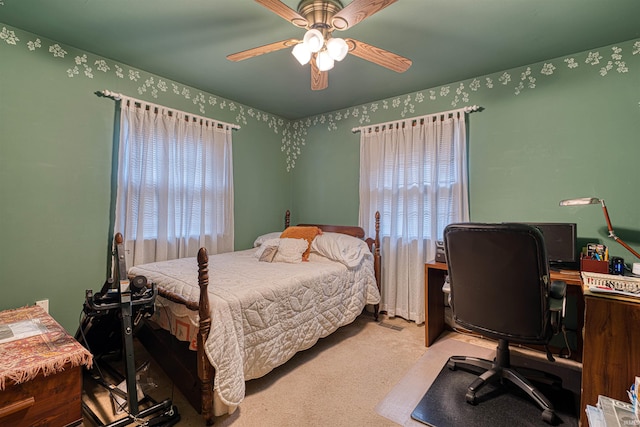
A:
[[97, 89, 241, 130], [352, 105, 481, 133]]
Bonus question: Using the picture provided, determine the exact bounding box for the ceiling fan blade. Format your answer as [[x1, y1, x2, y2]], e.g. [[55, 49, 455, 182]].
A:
[[255, 0, 309, 28], [310, 58, 328, 91], [331, 0, 398, 30], [227, 39, 299, 62], [345, 38, 412, 73]]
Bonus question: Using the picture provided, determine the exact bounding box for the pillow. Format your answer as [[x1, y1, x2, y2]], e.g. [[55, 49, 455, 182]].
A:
[[253, 232, 283, 247], [273, 238, 309, 263], [258, 245, 278, 262], [255, 238, 280, 258], [310, 232, 371, 268], [280, 226, 323, 261]]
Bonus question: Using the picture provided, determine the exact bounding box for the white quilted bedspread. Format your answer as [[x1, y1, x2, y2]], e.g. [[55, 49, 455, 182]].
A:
[[129, 248, 380, 409]]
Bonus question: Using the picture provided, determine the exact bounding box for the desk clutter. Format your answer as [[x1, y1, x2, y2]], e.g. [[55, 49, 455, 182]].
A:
[[585, 394, 639, 427], [580, 243, 628, 275]]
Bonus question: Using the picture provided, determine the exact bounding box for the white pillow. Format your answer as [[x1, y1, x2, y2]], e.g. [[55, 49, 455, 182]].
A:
[[273, 238, 309, 263], [254, 238, 280, 258], [253, 232, 282, 247], [310, 232, 371, 268]]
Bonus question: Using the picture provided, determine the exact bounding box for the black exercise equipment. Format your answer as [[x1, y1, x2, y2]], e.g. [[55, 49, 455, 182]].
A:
[[76, 233, 180, 427]]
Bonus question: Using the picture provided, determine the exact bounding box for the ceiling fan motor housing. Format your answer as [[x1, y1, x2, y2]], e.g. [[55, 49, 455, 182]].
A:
[[297, 0, 345, 33]]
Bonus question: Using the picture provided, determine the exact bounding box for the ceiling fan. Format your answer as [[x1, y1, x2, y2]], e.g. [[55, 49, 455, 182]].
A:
[[227, 0, 412, 90]]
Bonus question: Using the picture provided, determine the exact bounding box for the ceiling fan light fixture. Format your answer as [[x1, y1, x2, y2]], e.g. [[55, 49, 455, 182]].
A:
[[228, 0, 412, 89], [316, 49, 335, 71], [292, 42, 312, 65], [303, 29, 324, 53], [326, 37, 348, 61]]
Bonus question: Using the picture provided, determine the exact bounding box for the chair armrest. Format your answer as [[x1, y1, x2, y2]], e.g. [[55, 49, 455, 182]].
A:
[[549, 296, 564, 313], [549, 280, 566, 300], [548, 280, 566, 335]]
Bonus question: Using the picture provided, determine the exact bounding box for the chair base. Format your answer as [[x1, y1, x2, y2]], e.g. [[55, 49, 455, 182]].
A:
[[447, 339, 560, 425]]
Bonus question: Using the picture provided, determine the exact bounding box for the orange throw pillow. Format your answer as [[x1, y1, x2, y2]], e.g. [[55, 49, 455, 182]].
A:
[[280, 226, 323, 261]]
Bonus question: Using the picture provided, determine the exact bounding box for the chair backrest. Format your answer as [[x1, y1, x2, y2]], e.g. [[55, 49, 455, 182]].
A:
[[443, 223, 552, 344]]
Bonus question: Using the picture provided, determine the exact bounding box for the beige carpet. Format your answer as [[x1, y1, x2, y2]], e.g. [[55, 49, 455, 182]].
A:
[[81, 317, 581, 426], [82, 314, 427, 426]]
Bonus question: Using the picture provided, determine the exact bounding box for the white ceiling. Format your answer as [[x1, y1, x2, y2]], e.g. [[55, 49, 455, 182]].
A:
[[2, 0, 639, 119]]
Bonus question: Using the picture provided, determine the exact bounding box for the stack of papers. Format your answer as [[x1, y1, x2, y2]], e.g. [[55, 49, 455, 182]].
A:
[[588, 285, 640, 298], [582, 271, 640, 298], [586, 395, 639, 427]]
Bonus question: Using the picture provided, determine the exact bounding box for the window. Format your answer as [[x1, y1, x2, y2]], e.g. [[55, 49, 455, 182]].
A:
[[114, 98, 235, 266], [359, 112, 470, 323]]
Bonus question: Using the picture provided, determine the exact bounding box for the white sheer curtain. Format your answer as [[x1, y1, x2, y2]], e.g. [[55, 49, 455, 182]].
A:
[[114, 98, 235, 267], [358, 111, 470, 323]]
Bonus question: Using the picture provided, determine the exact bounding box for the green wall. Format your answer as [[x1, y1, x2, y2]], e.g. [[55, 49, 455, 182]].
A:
[[291, 39, 640, 262], [1, 26, 291, 332], [2, 23, 639, 334], [289, 40, 639, 349]]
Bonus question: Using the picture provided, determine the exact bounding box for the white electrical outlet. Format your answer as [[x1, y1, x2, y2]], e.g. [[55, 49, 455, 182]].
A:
[[35, 299, 49, 313]]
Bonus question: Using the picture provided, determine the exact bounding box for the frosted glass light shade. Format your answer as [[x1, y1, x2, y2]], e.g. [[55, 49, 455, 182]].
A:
[[292, 43, 311, 65], [316, 50, 335, 71], [303, 29, 324, 53], [326, 37, 348, 61]]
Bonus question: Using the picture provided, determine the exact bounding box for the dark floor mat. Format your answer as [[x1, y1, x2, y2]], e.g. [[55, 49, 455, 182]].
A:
[[411, 362, 579, 427]]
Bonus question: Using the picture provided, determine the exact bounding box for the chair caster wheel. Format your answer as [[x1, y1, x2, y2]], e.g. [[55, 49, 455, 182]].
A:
[[465, 390, 477, 405], [542, 408, 557, 425]]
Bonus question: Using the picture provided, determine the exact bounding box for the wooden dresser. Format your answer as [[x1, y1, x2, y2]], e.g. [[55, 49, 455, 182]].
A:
[[0, 306, 92, 427]]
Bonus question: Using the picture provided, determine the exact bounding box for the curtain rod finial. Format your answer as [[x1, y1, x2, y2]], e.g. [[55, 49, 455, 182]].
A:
[[105, 90, 122, 100]]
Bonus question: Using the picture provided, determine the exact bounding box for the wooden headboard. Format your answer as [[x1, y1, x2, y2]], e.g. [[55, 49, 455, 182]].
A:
[[284, 209, 369, 239]]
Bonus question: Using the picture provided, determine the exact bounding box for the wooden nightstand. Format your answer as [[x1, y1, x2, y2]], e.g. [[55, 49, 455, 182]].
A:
[[0, 306, 92, 427]]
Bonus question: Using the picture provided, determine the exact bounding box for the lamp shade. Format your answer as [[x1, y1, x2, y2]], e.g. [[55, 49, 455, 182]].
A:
[[559, 197, 601, 206], [292, 43, 311, 65], [316, 50, 335, 71], [560, 196, 640, 260], [303, 29, 324, 53], [326, 37, 348, 61]]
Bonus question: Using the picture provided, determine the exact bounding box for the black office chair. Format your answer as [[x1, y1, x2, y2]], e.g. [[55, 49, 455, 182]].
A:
[[443, 223, 567, 425]]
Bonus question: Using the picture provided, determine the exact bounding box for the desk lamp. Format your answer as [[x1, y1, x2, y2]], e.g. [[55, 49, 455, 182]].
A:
[[559, 197, 640, 260]]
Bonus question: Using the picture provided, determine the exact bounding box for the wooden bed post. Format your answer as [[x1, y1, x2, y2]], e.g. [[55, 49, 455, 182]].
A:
[[361, 211, 382, 320], [373, 211, 381, 320], [196, 247, 215, 426]]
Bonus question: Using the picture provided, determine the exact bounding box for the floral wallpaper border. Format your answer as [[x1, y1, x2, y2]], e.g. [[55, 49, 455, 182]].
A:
[[2, 26, 639, 172]]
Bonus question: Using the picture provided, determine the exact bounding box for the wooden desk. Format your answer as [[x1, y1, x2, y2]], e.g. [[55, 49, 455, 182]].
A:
[[580, 289, 640, 426], [424, 262, 449, 348], [0, 306, 92, 427], [423, 262, 584, 360]]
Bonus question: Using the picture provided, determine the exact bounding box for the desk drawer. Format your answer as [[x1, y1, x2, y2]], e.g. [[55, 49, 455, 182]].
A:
[[0, 365, 83, 427]]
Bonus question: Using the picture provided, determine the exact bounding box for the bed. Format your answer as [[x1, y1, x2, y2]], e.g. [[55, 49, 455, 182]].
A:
[[128, 211, 381, 425]]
